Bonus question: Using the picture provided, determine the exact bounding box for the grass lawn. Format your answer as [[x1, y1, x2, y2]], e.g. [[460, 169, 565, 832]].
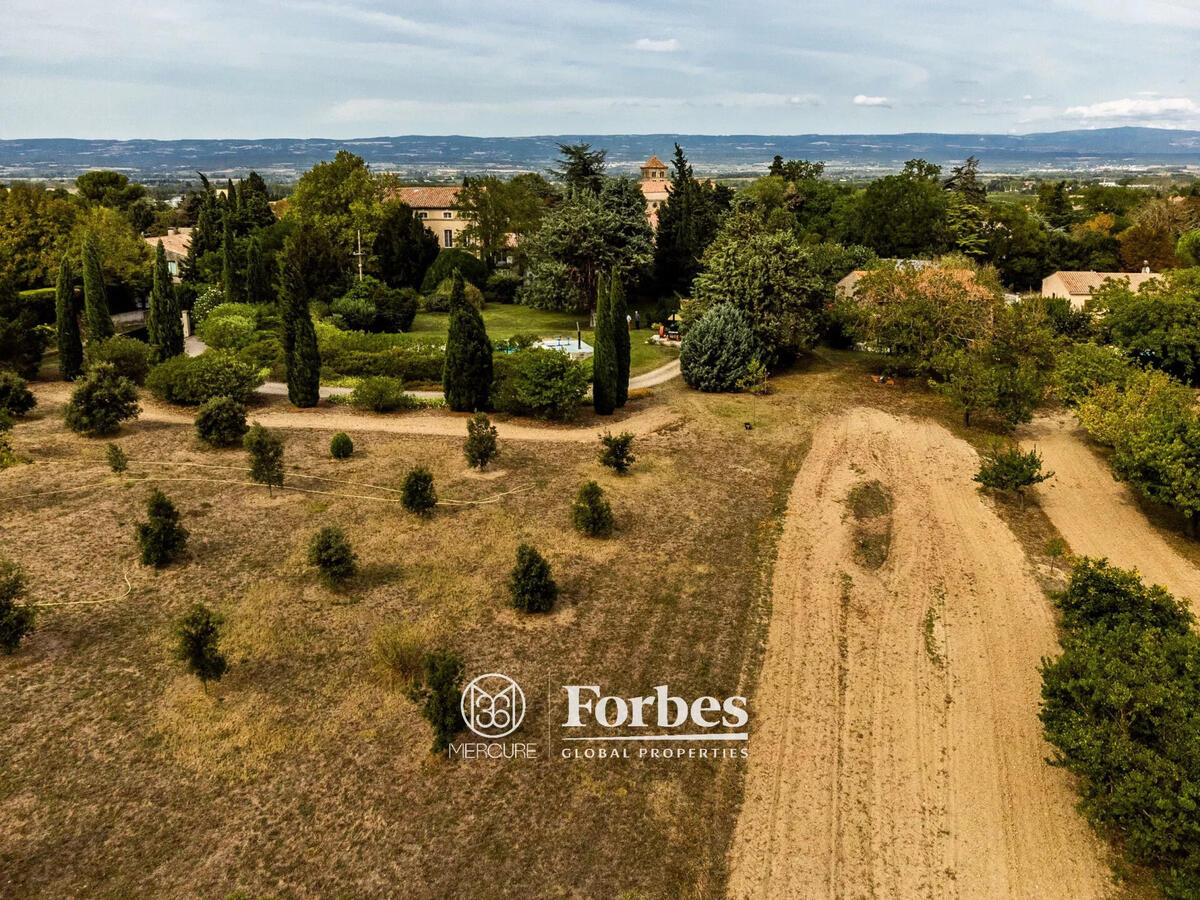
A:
[[411, 304, 678, 376]]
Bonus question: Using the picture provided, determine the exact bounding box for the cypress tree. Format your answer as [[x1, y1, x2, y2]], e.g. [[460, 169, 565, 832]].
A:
[[610, 275, 630, 407], [244, 236, 271, 305], [280, 252, 320, 407], [442, 272, 492, 411], [161, 270, 184, 360], [592, 274, 617, 415], [54, 255, 83, 380], [221, 215, 240, 304], [147, 241, 169, 358], [80, 230, 114, 344]]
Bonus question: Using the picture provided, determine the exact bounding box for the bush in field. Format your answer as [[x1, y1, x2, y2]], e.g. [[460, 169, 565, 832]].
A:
[[349, 376, 418, 413], [680, 302, 762, 392], [243, 423, 284, 494], [464, 412, 498, 469], [331, 277, 418, 333], [571, 481, 613, 537], [509, 544, 557, 613], [372, 623, 427, 691], [409, 648, 465, 753], [1040, 559, 1200, 898], [421, 248, 487, 293], [491, 347, 589, 421], [1054, 343, 1135, 406], [330, 431, 354, 459], [598, 431, 635, 474], [0, 413, 14, 470], [194, 396, 248, 447], [484, 270, 522, 305], [172, 603, 228, 689], [425, 277, 485, 312], [402, 467, 437, 515], [0, 371, 35, 416], [105, 442, 128, 473], [199, 313, 256, 350], [146, 351, 264, 405], [973, 444, 1052, 503], [64, 362, 140, 437], [330, 293, 377, 332], [135, 488, 189, 568], [0, 558, 34, 654], [84, 335, 153, 384], [307, 526, 357, 587]]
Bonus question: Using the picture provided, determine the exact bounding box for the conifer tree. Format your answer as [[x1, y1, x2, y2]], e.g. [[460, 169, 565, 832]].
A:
[[592, 274, 617, 415], [610, 275, 630, 407], [244, 236, 271, 305], [80, 230, 114, 344], [221, 215, 240, 304], [147, 241, 170, 358], [54, 255, 83, 380], [172, 604, 227, 689], [244, 423, 284, 494], [160, 260, 185, 361], [280, 250, 320, 407], [442, 272, 492, 411]]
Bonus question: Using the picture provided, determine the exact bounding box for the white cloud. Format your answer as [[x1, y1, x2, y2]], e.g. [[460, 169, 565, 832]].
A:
[[634, 37, 678, 52], [853, 94, 891, 108], [1064, 96, 1199, 119], [788, 94, 822, 106]]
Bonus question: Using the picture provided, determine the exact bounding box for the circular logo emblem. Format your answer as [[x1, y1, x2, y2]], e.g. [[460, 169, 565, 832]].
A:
[[461, 673, 526, 739]]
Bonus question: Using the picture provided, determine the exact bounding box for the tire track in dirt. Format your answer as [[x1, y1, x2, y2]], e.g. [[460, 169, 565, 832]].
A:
[[1022, 412, 1200, 613], [728, 407, 1109, 899]]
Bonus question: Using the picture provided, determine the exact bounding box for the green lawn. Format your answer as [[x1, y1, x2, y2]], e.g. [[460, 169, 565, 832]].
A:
[[410, 304, 677, 376]]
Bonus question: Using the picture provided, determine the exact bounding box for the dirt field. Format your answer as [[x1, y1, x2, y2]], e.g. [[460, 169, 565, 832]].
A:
[[1022, 412, 1200, 613], [728, 407, 1111, 899]]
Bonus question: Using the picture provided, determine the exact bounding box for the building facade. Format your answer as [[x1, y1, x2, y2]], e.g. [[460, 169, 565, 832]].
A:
[[394, 186, 467, 249]]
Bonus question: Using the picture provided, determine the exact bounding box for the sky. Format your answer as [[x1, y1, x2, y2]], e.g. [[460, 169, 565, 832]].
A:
[[1, 0, 1199, 138]]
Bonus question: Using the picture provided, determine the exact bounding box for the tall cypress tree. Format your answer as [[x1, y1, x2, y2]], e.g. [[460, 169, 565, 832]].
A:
[[442, 272, 492, 412], [54, 255, 83, 380], [80, 230, 114, 344], [148, 240, 184, 359], [610, 275, 630, 407], [221, 216, 240, 304], [280, 252, 320, 407], [592, 274, 617, 415], [244, 236, 271, 305]]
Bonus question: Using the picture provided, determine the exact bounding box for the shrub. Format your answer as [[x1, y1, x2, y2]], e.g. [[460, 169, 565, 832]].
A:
[[146, 351, 264, 405], [1054, 343, 1135, 406], [492, 347, 589, 421], [330, 294, 378, 332], [244, 423, 284, 494], [0, 558, 34, 654], [598, 431, 635, 474], [84, 335, 153, 384], [307, 526, 357, 587], [402, 467, 437, 515], [736, 358, 771, 395], [0, 370, 35, 415], [172, 603, 228, 688], [190, 287, 224, 328], [375, 286, 419, 333], [198, 313, 256, 350], [509, 544, 557, 613], [464, 412, 498, 469], [425, 277, 485, 312], [372, 623, 427, 691], [349, 375, 418, 413], [135, 488, 189, 568], [331, 277, 418, 333], [974, 444, 1053, 503], [330, 431, 354, 459], [484, 270, 522, 305], [0, 414, 14, 470], [105, 442, 128, 472], [571, 481, 613, 537], [315, 322, 444, 382], [681, 302, 763, 392], [64, 362, 140, 437], [194, 396, 248, 447], [420, 248, 487, 293], [409, 648, 465, 753]]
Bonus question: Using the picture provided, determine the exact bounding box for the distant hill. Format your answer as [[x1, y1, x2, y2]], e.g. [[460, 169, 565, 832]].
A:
[[2, 127, 1198, 182]]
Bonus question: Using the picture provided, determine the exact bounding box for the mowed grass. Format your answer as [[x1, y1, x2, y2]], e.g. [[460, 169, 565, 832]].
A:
[[410, 304, 678, 376]]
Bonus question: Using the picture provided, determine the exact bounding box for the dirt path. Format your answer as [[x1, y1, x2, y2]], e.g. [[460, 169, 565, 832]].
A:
[[1022, 412, 1200, 611], [728, 407, 1109, 899], [29, 384, 679, 443]]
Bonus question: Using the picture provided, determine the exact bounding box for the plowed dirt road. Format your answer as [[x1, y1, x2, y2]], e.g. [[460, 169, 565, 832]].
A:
[[728, 407, 1109, 899], [1022, 412, 1200, 612]]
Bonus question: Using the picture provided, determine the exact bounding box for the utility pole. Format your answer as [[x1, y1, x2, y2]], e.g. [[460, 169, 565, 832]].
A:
[[353, 229, 364, 282]]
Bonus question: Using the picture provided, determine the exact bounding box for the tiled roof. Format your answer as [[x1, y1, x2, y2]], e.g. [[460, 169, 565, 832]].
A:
[[145, 227, 191, 260], [1048, 271, 1159, 295], [393, 186, 461, 209], [642, 155, 667, 169]]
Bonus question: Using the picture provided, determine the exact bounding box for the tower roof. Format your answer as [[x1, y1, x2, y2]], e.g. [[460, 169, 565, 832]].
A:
[[642, 155, 667, 169]]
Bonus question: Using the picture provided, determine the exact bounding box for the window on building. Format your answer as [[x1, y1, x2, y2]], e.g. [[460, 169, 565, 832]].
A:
[[443, 211, 452, 219], [417, 211, 427, 219], [443, 229, 453, 248]]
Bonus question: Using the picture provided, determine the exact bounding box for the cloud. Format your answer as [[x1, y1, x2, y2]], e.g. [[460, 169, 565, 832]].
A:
[[788, 94, 822, 106], [634, 37, 678, 52], [853, 94, 891, 108], [1064, 96, 1199, 120]]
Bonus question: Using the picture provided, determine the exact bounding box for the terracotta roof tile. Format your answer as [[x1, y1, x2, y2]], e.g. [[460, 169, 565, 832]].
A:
[[642, 155, 667, 169], [1047, 271, 1159, 295], [393, 186, 461, 209]]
